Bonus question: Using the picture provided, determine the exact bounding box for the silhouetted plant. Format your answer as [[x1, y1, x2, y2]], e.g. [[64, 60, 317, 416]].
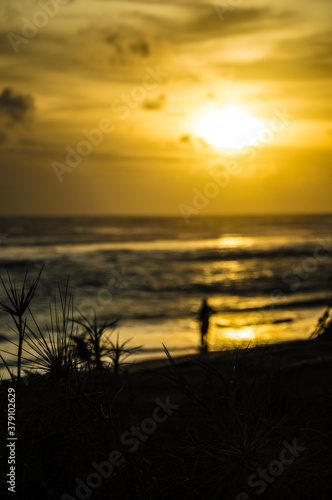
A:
[[105, 332, 142, 377], [311, 279, 332, 339], [72, 335, 92, 370], [0, 268, 42, 382], [73, 311, 118, 369], [311, 304, 332, 339], [24, 279, 79, 379]]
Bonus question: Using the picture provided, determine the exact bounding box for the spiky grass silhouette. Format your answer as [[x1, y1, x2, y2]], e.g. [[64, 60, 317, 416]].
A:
[[106, 332, 142, 376], [72, 312, 141, 375], [23, 279, 80, 379], [0, 268, 42, 382], [72, 311, 118, 370], [0, 269, 141, 381], [159, 346, 314, 499], [311, 277, 332, 340]]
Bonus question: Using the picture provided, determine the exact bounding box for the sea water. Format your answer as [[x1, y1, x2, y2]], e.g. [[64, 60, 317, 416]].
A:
[[0, 214, 331, 369]]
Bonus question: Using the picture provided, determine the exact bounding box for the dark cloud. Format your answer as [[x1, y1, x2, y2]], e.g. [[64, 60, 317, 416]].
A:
[[179, 134, 191, 143], [130, 39, 150, 57], [0, 87, 35, 125], [142, 94, 166, 111], [105, 28, 152, 62], [106, 32, 124, 54], [0, 88, 35, 147]]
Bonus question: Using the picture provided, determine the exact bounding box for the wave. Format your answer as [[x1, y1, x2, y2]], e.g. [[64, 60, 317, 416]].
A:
[[215, 318, 294, 328], [0, 239, 326, 265], [115, 296, 325, 323], [222, 297, 327, 314], [172, 246, 329, 262]]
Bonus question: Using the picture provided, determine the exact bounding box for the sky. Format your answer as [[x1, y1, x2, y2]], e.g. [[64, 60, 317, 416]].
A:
[[0, 0, 332, 216]]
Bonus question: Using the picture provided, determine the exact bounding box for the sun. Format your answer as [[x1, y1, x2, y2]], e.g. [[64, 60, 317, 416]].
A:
[[194, 105, 264, 150]]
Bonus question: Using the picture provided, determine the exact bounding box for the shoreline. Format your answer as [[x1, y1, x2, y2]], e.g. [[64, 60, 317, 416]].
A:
[[120, 337, 332, 404], [128, 336, 332, 372]]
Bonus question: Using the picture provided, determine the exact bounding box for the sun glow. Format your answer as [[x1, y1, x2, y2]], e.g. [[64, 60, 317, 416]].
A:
[[194, 105, 264, 149]]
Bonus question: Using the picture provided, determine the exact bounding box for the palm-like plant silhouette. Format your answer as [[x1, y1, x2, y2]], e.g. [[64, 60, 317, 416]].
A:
[[311, 278, 332, 339], [106, 332, 142, 376], [24, 280, 80, 378], [72, 311, 118, 370], [0, 268, 42, 382], [73, 311, 141, 374]]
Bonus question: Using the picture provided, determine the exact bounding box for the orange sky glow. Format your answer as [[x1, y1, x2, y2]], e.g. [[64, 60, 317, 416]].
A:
[[0, 0, 332, 215]]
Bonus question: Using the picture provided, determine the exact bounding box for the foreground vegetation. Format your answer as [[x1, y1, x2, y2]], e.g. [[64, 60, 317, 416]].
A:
[[0, 270, 332, 499]]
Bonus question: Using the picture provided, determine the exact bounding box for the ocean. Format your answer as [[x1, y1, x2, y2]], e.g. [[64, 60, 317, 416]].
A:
[[0, 214, 331, 369]]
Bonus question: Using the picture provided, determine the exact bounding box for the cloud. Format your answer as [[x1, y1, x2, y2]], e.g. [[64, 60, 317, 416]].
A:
[[184, 7, 295, 41], [142, 94, 166, 110], [0, 87, 35, 125], [135, 6, 296, 45], [129, 39, 150, 57], [178, 133, 209, 149], [216, 30, 332, 81], [105, 28, 153, 63], [179, 134, 191, 143], [0, 87, 35, 146]]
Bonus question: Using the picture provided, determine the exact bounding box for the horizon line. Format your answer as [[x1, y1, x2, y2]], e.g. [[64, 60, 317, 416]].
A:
[[1, 212, 332, 218]]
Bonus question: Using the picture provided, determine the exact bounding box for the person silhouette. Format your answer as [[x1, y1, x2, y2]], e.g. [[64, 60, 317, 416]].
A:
[[198, 298, 213, 350]]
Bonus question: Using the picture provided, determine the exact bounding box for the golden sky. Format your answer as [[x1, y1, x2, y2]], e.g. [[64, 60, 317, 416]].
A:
[[0, 0, 332, 215]]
